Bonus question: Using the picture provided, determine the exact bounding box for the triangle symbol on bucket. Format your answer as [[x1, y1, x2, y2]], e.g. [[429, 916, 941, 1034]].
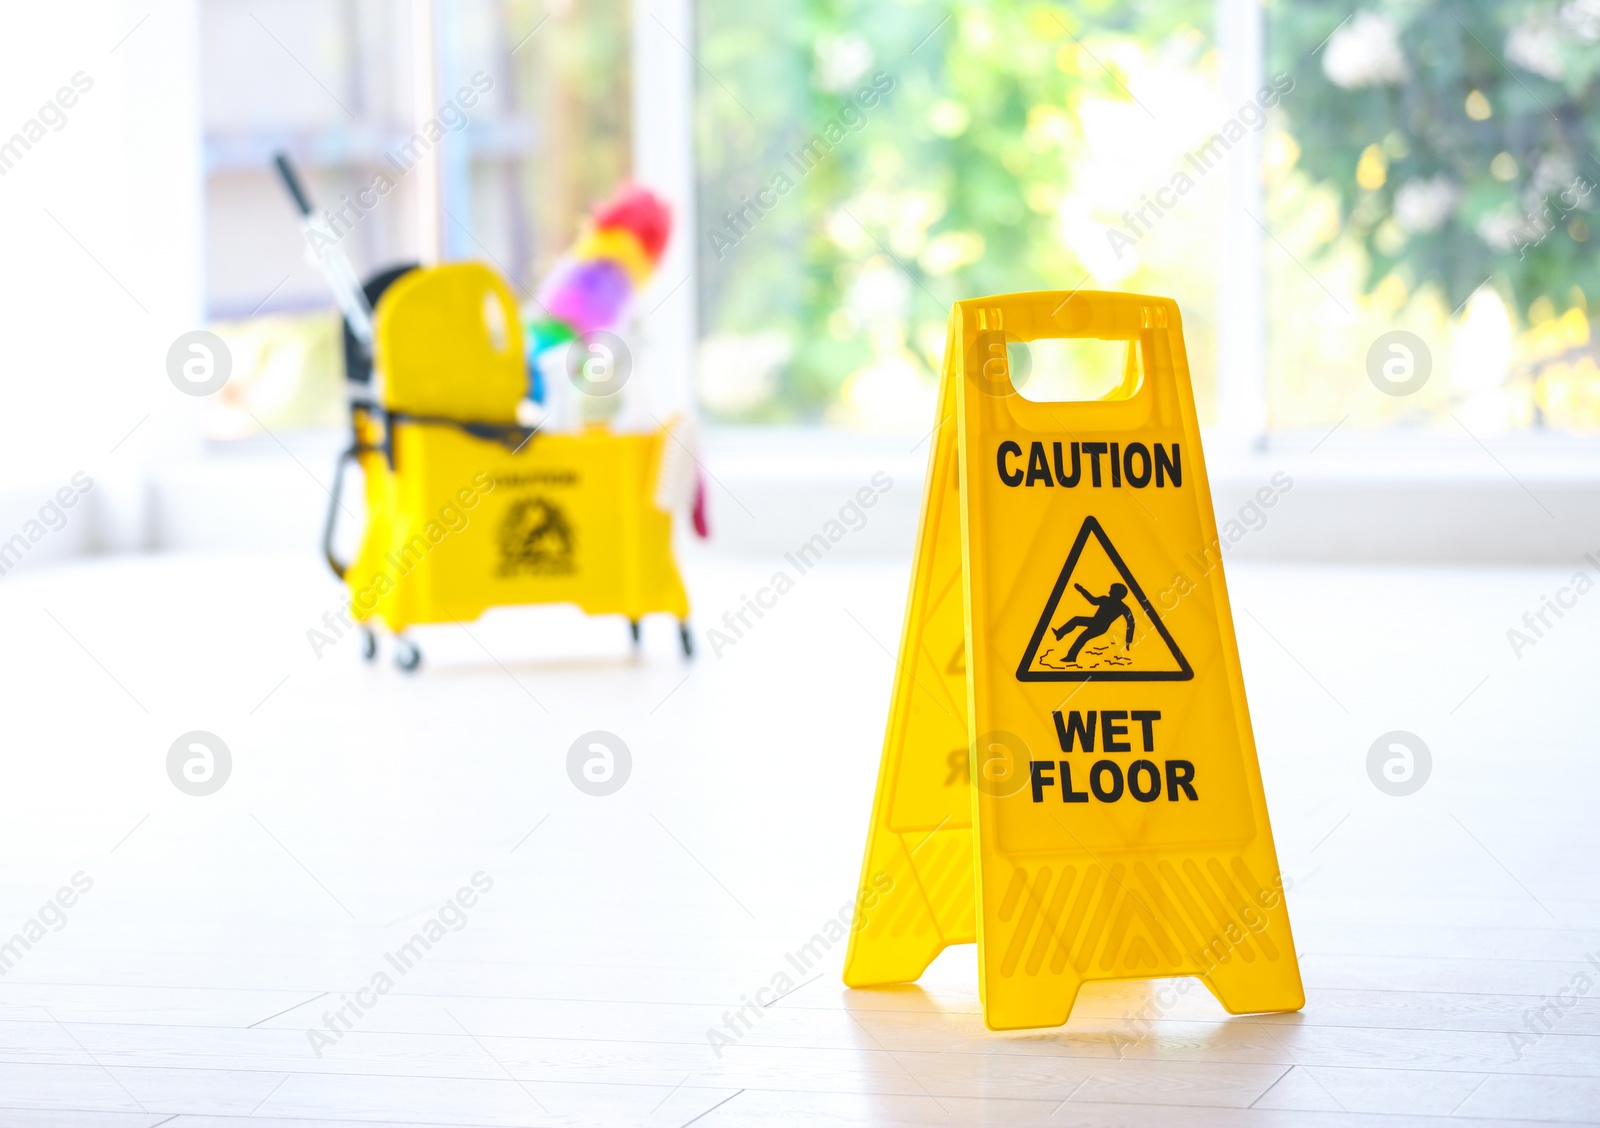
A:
[[1017, 516, 1192, 682]]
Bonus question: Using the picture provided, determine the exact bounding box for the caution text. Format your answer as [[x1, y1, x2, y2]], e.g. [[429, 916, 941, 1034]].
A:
[[998, 441, 1181, 489]]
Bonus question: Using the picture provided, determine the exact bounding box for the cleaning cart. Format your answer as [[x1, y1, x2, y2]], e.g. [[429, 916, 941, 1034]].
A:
[[273, 153, 699, 672], [324, 261, 695, 670]]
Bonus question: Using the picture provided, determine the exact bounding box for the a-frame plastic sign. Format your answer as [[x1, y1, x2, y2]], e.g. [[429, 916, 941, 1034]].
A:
[[843, 290, 1303, 1031]]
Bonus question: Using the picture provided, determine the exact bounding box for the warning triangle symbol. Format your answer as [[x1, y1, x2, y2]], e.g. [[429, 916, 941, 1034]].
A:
[[1016, 516, 1193, 682]]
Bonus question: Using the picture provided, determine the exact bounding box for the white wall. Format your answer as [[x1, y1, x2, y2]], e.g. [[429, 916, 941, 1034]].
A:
[[0, 0, 205, 555]]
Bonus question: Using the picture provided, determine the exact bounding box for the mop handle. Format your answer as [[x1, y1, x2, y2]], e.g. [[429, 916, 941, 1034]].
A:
[[272, 153, 375, 350]]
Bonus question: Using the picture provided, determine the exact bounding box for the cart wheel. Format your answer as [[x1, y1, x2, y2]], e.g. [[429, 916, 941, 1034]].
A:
[[629, 619, 641, 645], [679, 621, 693, 658], [359, 628, 377, 662], [394, 635, 422, 672]]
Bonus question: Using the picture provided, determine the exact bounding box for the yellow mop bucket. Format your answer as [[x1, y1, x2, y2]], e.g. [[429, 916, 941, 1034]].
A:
[[327, 261, 693, 670]]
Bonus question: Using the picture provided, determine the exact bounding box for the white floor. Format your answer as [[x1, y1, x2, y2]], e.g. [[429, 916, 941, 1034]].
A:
[[0, 546, 1594, 1127]]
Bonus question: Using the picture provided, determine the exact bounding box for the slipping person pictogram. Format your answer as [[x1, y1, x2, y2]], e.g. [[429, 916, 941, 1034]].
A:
[[1017, 516, 1192, 682], [1051, 582, 1135, 663]]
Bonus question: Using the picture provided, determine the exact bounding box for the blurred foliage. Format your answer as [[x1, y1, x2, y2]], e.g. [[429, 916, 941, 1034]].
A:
[[1266, 0, 1600, 319], [507, 0, 632, 280], [695, 0, 1213, 424], [697, 0, 1600, 431]]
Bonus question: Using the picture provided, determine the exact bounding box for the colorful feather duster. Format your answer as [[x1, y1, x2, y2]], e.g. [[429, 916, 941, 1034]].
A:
[[521, 183, 704, 538], [525, 183, 672, 373]]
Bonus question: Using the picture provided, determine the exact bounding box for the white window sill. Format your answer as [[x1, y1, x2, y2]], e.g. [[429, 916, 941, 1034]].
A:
[[4, 425, 1598, 569]]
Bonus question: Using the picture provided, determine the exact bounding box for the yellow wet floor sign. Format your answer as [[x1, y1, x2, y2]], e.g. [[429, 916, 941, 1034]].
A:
[[843, 290, 1303, 1031]]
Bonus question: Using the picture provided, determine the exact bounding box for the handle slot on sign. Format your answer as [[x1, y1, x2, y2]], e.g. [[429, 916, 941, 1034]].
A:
[[968, 292, 1180, 430], [1007, 337, 1143, 404]]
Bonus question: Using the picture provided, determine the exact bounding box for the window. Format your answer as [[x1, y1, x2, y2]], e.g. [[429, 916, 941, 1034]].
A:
[[693, 0, 1600, 442], [693, 2, 1222, 431], [198, 0, 629, 438], [1264, 1, 1600, 437], [199, 2, 1600, 444]]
